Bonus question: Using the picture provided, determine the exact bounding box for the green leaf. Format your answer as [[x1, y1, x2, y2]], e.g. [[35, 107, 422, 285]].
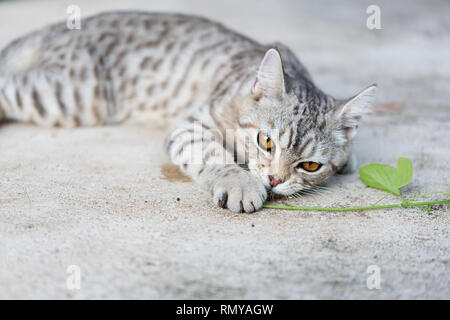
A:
[[440, 188, 450, 196], [359, 164, 400, 196], [359, 158, 415, 196], [396, 157, 413, 188]]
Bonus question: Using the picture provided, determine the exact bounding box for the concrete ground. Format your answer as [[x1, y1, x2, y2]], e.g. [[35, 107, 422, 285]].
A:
[[0, 0, 449, 299]]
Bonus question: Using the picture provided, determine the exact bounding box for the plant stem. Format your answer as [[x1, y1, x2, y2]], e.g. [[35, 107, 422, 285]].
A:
[[263, 199, 450, 211], [372, 194, 389, 206]]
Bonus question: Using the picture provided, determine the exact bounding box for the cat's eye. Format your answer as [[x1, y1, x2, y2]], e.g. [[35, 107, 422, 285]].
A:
[[298, 161, 322, 172], [257, 132, 274, 152]]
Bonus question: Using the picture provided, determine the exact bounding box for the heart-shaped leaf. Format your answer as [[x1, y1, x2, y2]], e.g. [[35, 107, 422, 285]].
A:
[[359, 157, 414, 196], [396, 157, 413, 188], [359, 164, 400, 196]]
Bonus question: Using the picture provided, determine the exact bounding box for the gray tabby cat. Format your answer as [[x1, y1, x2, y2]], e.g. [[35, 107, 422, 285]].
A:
[[0, 11, 377, 213]]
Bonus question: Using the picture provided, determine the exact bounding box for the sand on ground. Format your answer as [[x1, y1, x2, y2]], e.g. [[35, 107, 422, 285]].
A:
[[0, 0, 449, 299]]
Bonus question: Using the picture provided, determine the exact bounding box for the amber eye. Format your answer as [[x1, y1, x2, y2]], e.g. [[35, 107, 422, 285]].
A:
[[298, 161, 322, 172], [257, 132, 274, 152]]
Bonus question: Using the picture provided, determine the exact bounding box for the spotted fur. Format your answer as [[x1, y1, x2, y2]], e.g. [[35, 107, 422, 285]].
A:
[[0, 11, 377, 213]]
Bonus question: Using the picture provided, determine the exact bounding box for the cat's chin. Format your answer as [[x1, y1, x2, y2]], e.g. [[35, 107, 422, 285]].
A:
[[267, 184, 296, 197], [267, 187, 296, 198]]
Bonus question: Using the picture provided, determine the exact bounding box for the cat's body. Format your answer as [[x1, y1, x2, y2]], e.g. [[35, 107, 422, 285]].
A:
[[0, 11, 377, 212]]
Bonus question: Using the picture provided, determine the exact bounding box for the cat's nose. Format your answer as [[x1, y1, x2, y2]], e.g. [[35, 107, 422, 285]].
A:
[[268, 175, 282, 187]]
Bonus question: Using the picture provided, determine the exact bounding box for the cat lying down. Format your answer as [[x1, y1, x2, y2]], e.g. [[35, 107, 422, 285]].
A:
[[0, 11, 377, 212]]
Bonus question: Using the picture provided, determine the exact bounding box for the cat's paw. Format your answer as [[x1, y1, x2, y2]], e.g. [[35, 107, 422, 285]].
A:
[[212, 172, 267, 213]]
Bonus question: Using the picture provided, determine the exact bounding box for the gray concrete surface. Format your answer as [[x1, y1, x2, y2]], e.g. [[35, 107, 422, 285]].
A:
[[0, 0, 449, 299]]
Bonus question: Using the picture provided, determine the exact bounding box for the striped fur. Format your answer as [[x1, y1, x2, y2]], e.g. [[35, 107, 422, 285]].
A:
[[0, 11, 377, 213]]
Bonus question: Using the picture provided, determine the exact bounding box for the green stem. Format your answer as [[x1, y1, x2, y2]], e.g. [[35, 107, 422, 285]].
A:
[[372, 194, 389, 206], [263, 199, 450, 212]]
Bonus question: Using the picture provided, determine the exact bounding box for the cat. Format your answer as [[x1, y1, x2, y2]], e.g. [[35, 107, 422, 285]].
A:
[[0, 11, 377, 213]]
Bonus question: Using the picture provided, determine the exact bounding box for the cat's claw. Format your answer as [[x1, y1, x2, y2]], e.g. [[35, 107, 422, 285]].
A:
[[212, 174, 267, 213]]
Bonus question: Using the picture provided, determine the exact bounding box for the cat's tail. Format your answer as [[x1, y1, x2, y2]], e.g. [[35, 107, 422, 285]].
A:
[[0, 33, 76, 126], [0, 34, 41, 123], [0, 76, 9, 122], [0, 75, 24, 123], [0, 72, 73, 127], [0, 73, 62, 126], [0, 66, 112, 127], [0, 101, 4, 122]]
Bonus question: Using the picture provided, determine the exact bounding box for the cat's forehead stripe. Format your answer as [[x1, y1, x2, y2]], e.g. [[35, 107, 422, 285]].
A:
[[297, 137, 313, 156], [279, 125, 293, 146], [0, 11, 363, 211]]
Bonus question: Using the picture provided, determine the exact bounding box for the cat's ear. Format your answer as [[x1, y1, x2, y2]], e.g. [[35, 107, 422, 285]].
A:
[[335, 84, 377, 140], [252, 48, 285, 98]]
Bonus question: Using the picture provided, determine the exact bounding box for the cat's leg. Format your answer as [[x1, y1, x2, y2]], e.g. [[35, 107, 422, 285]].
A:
[[166, 118, 267, 213]]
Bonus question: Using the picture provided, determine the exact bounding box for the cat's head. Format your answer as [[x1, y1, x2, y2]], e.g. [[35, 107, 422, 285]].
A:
[[237, 48, 377, 195]]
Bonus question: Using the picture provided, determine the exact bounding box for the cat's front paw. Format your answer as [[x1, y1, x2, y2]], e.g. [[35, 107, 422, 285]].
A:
[[212, 172, 267, 213]]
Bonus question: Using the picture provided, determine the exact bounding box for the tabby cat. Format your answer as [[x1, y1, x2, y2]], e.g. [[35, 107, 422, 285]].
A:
[[0, 11, 377, 213]]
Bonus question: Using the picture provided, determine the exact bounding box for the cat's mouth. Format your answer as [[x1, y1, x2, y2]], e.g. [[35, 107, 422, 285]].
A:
[[264, 175, 288, 194], [263, 180, 290, 196], [263, 178, 299, 197]]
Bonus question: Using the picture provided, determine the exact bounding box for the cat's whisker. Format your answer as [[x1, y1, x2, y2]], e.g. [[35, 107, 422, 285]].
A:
[[307, 185, 333, 193], [0, 10, 377, 214], [288, 192, 303, 200]]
